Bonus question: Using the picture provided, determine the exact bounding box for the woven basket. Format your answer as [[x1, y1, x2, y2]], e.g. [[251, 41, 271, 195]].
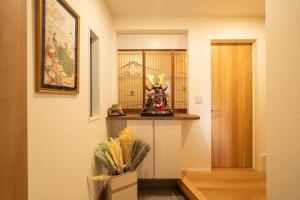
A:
[[107, 171, 137, 200]]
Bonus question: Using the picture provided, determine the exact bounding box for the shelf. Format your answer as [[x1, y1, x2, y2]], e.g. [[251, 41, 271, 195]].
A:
[[106, 113, 200, 121]]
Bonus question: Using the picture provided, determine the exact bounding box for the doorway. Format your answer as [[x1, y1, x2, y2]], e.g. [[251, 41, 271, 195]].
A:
[[211, 42, 253, 168]]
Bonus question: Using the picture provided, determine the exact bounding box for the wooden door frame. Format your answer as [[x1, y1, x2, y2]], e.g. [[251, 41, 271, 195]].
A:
[[210, 39, 257, 168], [0, 0, 27, 199]]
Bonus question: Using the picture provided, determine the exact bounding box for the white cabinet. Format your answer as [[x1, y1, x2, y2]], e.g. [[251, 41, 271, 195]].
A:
[[154, 120, 181, 179], [108, 114, 199, 179], [127, 120, 154, 179], [126, 120, 181, 179]]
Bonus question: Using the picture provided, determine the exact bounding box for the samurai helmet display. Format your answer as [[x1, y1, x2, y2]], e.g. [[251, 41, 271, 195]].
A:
[[147, 74, 166, 87]]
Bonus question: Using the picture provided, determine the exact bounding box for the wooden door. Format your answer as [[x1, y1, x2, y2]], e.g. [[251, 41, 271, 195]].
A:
[[211, 43, 252, 168], [0, 0, 27, 199]]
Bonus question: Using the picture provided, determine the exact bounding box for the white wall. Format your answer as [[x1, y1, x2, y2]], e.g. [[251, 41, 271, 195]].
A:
[[27, 0, 115, 199], [113, 17, 266, 171], [117, 33, 187, 49], [266, 0, 300, 199]]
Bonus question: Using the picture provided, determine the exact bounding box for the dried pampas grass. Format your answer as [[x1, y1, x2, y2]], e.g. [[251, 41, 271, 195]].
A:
[[94, 128, 150, 176]]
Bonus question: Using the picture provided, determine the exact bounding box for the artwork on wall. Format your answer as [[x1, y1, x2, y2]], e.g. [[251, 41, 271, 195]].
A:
[[36, 0, 80, 94]]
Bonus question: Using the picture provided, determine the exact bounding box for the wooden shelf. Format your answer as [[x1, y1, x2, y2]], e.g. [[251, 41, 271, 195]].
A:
[[106, 113, 200, 121]]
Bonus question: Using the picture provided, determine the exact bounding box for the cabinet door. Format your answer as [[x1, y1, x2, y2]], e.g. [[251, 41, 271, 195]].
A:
[[127, 120, 154, 179], [154, 120, 182, 179]]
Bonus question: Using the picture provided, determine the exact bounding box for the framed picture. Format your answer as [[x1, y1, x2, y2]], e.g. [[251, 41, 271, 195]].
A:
[[36, 0, 80, 94]]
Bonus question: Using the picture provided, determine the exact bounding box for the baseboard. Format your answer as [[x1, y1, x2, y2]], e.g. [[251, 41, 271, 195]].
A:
[[182, 168, 212, 173], [260, 153, 266, 172], [253, 153, 267, 172], [138, 179, 178, 189]]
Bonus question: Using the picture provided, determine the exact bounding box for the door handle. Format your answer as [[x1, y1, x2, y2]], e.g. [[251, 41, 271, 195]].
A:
[[211, 109, 220, 112]]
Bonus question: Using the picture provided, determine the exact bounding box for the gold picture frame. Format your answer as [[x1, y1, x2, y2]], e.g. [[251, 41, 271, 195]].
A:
[[36, 0, 80, 94]]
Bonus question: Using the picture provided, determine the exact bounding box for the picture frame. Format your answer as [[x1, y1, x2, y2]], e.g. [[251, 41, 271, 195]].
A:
[[36, 0, 80, 94]]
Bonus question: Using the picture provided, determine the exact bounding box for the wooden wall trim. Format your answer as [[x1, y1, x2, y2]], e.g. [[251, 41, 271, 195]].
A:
[[211, 39, 256, 44], [142, 50, 146, 107], [0, 0, 28, 199], [118, 49, 187, 51], [171, 50, 175, 110]]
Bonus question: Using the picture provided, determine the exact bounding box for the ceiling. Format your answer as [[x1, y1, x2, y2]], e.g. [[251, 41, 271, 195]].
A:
[[105, 0, 265, 17]]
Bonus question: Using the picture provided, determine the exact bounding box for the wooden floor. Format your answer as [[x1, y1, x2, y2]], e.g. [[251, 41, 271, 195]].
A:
[[180, 168, 266, 200]]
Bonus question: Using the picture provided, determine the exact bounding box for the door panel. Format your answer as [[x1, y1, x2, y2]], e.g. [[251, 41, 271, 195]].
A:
[[211, 43, 252, 168], [0, 0, 27, 199], [127, 120, 154, 179], [154, 120, 181, 179], [0, 0, 28, 200]]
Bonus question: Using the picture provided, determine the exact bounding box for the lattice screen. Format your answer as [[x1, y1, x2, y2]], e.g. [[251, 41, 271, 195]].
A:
[[145, 51, 172, 108], [118, 51, 143, 109], [174, 51, 188, 109], [118, 50, 187, 111]]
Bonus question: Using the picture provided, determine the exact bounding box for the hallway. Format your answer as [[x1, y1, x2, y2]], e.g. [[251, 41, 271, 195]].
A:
[[1, 0, 300, 199]]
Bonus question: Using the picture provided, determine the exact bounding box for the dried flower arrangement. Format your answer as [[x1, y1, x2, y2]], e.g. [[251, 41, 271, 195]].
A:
[[94, 128, 151, 176]]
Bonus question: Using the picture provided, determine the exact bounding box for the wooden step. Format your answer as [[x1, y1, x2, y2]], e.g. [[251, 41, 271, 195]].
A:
[[177, 176, 208, 200]]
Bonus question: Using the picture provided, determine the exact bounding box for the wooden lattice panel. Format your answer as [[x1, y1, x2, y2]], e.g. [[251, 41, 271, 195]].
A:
[[174, 51, 188, 109], [145, 51, 172, 108], [118, 50, 187, 111], [118, 51, 143, 109]]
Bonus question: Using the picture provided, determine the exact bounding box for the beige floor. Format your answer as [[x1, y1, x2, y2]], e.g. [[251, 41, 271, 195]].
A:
[[183, 168, 266, 200]]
